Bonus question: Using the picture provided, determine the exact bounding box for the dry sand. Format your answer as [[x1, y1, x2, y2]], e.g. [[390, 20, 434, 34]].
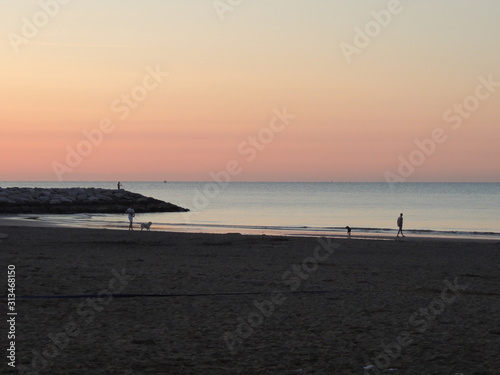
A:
[[0, 225, 499, 375]]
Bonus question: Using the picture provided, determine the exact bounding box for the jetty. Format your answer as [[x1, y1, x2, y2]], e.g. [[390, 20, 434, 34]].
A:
[[0, 187, 189, 214]]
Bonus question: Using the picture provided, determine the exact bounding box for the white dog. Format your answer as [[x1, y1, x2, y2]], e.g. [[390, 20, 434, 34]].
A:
[[141, 222, 152, 231]]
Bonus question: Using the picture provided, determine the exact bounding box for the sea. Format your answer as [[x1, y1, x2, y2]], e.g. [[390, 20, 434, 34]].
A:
[[1, 181, 499, 240]]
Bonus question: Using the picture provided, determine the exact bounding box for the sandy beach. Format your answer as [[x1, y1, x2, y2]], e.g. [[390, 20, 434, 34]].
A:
[[1, 224, 499, 375]]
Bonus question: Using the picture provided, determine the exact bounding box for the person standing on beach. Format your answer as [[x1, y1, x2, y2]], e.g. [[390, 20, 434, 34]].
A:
[[345, 226, 351, 237], [117, 182, 122, 190], [397, 213, 404, 237], [126, 206, 135, 230]]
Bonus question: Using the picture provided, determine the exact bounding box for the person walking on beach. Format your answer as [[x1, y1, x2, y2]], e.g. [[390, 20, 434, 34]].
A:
[[397, 213, 404, 237], [126, 206, 135, 230]]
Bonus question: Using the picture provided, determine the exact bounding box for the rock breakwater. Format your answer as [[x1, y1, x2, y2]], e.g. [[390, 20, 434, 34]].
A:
[[0, 187, 189, 214]]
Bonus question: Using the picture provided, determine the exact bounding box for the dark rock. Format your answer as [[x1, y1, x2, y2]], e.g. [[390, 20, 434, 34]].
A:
[[0, 187, 189, 214]]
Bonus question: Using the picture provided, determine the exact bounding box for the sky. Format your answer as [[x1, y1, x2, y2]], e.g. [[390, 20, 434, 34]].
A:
[[1, 0, 499, 182]]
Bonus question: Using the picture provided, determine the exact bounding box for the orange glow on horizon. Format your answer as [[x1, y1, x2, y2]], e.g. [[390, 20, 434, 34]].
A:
[[1, 2, 499, 182]]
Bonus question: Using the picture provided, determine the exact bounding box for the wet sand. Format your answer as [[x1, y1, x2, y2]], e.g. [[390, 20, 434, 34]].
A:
[[1, 225, 499, 374]]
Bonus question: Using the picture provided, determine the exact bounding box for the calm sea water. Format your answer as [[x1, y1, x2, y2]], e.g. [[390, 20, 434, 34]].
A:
[[1, 182, 499, 239]]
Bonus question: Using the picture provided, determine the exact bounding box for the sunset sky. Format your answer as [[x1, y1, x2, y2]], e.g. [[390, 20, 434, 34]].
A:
[[1, 0, 499, 182]]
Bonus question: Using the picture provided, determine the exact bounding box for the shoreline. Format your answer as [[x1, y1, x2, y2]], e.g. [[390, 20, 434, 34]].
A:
[[1, 182, 498, 244], [1, 216, 499, 243]]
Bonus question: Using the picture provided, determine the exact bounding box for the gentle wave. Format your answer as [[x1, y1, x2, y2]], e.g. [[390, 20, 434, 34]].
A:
[[14, 213, 499, 240]]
